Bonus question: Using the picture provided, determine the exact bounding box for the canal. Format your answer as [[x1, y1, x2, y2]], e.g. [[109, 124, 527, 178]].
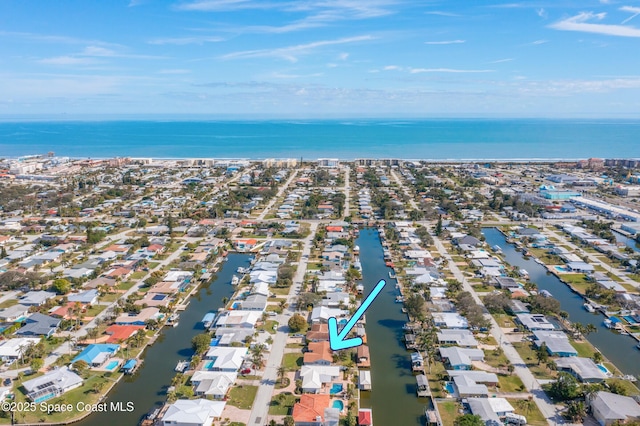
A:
[[614, 230, 640, 253], [76, 253, 250, 426], [356, 229, 426, 426], [483, 228, 640, 378]]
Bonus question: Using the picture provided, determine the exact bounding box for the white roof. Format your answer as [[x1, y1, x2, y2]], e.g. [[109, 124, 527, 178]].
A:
[[359, 370, 372, 385], [204, 347, 248, 371], [433, 312, 469, 329], [214, 311, 261, 328], [0, 337, 41, 358], [161, 399, 226, 424]]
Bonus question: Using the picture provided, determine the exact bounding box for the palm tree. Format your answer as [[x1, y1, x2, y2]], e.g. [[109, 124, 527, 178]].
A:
[[277, 365, 286, 385]]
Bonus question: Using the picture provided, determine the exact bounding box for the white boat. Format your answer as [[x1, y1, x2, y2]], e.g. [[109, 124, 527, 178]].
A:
[[584, 303, 596, 313], [231, 275, 239, 285], [518, 268, 529, 278], [491, 245, 502, 253], [395, 296, 404, 303], [389, 271, 396, 279], [604, 319, 614, 329], [540, 290, 552, 298], [237, 267, 248, 274], [534, 258, 545, 265], [175, 360, 189, 372]]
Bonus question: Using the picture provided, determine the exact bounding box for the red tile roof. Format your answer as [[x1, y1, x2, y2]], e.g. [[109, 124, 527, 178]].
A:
[[105, 325, 146, 344], [292, 394, 330, 423]]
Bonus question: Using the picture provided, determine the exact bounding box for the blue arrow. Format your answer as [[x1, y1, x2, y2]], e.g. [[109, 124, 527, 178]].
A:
[[329, 279, 387, 351]]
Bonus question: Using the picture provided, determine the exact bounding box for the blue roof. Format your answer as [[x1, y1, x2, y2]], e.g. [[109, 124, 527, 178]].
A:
[[72, 344, 120, 365], [122, 359, 137, 370], [202, 313, 216, 322]]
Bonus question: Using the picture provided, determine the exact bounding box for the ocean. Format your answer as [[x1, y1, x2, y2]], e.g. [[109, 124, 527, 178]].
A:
[[0, 118, 638, 160]]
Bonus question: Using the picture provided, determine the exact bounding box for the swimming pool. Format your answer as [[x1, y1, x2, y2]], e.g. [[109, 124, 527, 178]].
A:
[[330, 383, 343, 394], [444, 382, 456, 395], [554, 266, 568, 272], [597, 364, 610, 375], [332, 400, 344, 411], [105, 360, 120, 371], [204, 360, 215, 370]]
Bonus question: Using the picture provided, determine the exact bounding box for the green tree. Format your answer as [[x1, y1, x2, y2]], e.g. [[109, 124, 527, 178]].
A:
[[72, 359, 89, 375], [0, 246, 7, 259], [30, 357, 44, 372], [453, 414, 484, 426], [546, 372, 579, 401], [405, 294, 425, 320], [435, 215, 443, 236], [283, 416, 295, 426], [288, 314, 308, 333], [52, 278, 71, 295], [191, 333, 211, 354], [566, 400, 586, 422], [536, 343, 549, 365]]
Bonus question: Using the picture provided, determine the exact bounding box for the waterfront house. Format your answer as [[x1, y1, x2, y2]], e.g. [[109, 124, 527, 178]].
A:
[[303, 341, 333, 366], [448, 371, 498, 398], [437, 329, 479, 348], [160, 399, 226, 426], [19, 290, 56, 306], [214, 328, 254, 346], [213, 311, 261, 329], [15, 313, 60, 337], [190, 371, 237, 399], [292, 394, 331, 426], [432, 312, 469, 329], [115, 307, 162, 325], [358, 370, 372, 391], [555, 357, 607, 383], [67, 289, 99, 305], [203, 347, 247, 372], [532, 330, 578, 357], [588, 391, 640, 426], [439, 347, 485, 370], [310, 306, 348, 324], [306, 324, 329, 342], [508, 300, 530, 315], [233, 238, 258, 252], [566, 261, 595, 273], [134, 291, 172, 308], [236, 294, 268, 311], [104, 324, 146, 344], [72, 343, 120, 368], [299, 365, 341, 393], [0, 337, 40, 360], [411, 351, 424, 372], [515, 313, 556, 331], [23, 367, 83, 403], [494, 277, 520, 290]]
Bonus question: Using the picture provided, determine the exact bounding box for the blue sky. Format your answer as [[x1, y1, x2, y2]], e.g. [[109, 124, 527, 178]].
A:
[[1, 0, 640, 117]]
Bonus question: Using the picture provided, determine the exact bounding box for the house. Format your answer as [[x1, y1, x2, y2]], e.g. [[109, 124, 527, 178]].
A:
[[233, 238, 258, 252], [15, 313, 60, 337], [453, 235, 483, 247], [84, 277, 117, 290], [467, 398, 515, 424], [106, 267, 133, 280], [160, 399, 226, 426], [292, 394, 331, 426], [115, 307, 162, 325], [299, 365, 341, 393], [214, 328, 254, 346], [0, 337, 40, 360], [303, 341, 333, 366], [19, 291, 56, 306], [23, 367, 83, 403], [190, 371, 237, 399], [353, 365, 373, 392], [104, 324, 146, 344], [448, 371, 498, 398], [432, 312, 468, 329], [515, 313, 556, 331], [508, 300, 530, 314], [439, 347, 485, 370], [68, 289, 99, 305], [236, 294, 268, 311], [556, 357, 607, 383], [310, 306, 348, 324], [72, 344, 120, 368], [494, 277, 520, 290], [566, 261, 595, 273], [0, 304, 30, 322], [532, 330, 578, 357], [203, 347, 248, 372], [134, 291, 171, 308], [213, 311, 261, 329], [356, 345, 370, 367], [437, 329, 479, 348], [306, 324, 329, 342], [588, 391, 640, 426], [411, 352, 424, 371]]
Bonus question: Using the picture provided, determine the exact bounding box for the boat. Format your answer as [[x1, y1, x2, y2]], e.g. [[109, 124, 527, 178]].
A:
[[604, 319, 614, 329], [237, 267, 248, 274], [166, 313, 179, 327], [395, 296, 404, 303], [231, 275, 239, 285], [140, 407, 161, 426], [175, 360, 189, 372], [584, 303, 596, 313], [389, 271, 396, 279], [518, 268, 529, 279], [491, 245, 502, 253], [534, 258, 545, 265], [202, 312, 215, 328], [540, 289, 553, 298]]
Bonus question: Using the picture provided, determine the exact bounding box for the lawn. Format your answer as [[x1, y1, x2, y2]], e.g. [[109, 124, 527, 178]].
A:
[[268, 392, 298, 415], [85, 304, 107, 317], [437, 401, 460, 426], [226, 385, 258, 409], [492, 313, 516, 329], [511, 342, 557, 380], [426, 361, 447, 399], [0, 299, 18, 309], [101, 292, 120, 303], [606, 378, 640, 396], [570, 339, 596, 358], [257, 320, 278, 334], [497, 374, 525, 393], [484, 347, 510, 370], [507, 398, 547, 426], [130, 271, 146, 280], [271, 287, 291, 296], [282, 353, 303, 371], [117, 281, 136, 291], [148, 261, 160, 269]]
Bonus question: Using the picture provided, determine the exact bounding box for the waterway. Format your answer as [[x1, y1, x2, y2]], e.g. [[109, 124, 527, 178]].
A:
[[76, 254, 250, 426], [614, 230, 640, 253], [356, 229, 426, 425], [483, 228, 640, 378]]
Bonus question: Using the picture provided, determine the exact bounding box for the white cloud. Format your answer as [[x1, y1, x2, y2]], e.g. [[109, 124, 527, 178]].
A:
[[158, 69, 192, 74], [529, 39, 548, 45], [38, 56, 100, 66], [383, 65, 403, 71], [409, 68, 493, 73], [424, 40, 465, 45], [536, 8, 547, 19], [490, 58, 514, 63], [550, 11, 640, 37], [620, 6, 640, 24], [338, 52, 349, 61], [220, 35, 375, 62], [424, 11, 460, 17], [148, 36, 224, 45]]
